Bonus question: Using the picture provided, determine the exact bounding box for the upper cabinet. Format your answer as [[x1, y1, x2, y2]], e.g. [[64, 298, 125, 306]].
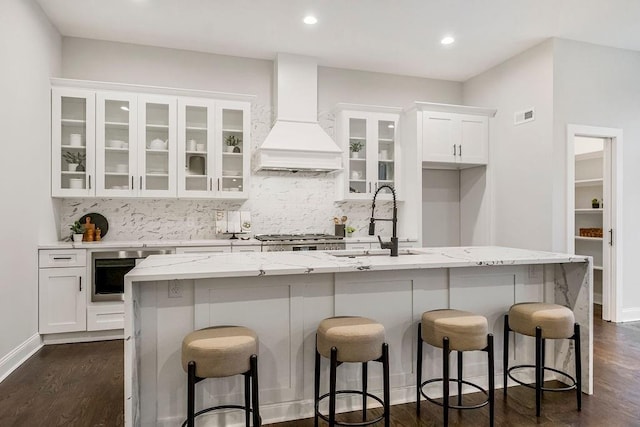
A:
[[52, 88, 96, 197], [410, 102, 496, 169], [51, 79, 253, 199], [335, 104, 402, 201], [177, 99, 250, 198]]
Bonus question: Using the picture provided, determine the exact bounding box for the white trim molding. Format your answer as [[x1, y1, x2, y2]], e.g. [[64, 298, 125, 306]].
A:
[[620, 307, 640, 323], [0, 334, 43, 384]]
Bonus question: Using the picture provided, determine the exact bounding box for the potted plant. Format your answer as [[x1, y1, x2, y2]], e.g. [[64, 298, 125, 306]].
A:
[[345, 226, 356, 237], [63, 151, 87, 172], [69, 220, 84, 242], [591, 198, 600, 209], [224, 135, 241, 153], [349, 141, 364, 159]]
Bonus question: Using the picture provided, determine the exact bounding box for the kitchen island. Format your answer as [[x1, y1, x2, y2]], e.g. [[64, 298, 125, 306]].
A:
[[124, 246, 592, 427]]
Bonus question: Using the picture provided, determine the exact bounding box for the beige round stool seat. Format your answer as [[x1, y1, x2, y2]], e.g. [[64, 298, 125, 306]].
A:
[[422, 309, 488, 352], [508, 303, 574, 339], [181, 325, 257, 378], [317, 316, 385, 363]]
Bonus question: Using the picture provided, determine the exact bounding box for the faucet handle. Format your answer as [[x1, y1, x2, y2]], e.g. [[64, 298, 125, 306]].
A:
[[377, 235, 391, 249]]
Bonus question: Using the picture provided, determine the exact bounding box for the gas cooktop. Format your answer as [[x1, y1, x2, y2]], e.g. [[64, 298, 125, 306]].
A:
[[254, 233, 342, 242]]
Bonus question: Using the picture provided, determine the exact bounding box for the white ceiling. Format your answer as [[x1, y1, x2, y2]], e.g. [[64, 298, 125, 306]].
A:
[[36, 0, 640, 81]]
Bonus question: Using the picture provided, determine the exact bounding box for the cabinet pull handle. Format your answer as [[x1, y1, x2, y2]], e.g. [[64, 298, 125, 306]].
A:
[[209, 178, 212, 191], [79, 276, 82, 292], [217, 178, 220, 191], [609, 229, 614, 246], [131, 176, 134, 190], [139, 176, 142, 190], [369, 182, 372, 193], [53, 256, 72, 260], [88, 175, 92, 189], [453, 144, 456, 156], [458, 144, 462, 156]]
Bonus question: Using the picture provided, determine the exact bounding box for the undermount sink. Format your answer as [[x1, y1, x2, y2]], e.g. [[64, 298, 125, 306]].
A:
[[330, 249, 424, 258]]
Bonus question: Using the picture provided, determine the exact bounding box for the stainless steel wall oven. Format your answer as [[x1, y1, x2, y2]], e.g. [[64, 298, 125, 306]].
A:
[[91, 249, 173, 302]]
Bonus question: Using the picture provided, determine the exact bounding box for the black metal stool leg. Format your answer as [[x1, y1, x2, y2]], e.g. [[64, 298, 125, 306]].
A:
[[187, 361, 196, 427], [329, 347, 338, 427], [443, 337, 450, 427], [314, 338, 321, 427], [574, 323, 582, 411], [250, 355, 260, 426], [362, 362, 368, 422], [541, 337, 546, 399], [244, 372, 251, 427], [457, 351, 463, 406], [382, 343, 390, 427], [488, 334, 495, 427], [535, 326, 542, 417], [503, 314, 509, 396], [416, 323, 423, 416]]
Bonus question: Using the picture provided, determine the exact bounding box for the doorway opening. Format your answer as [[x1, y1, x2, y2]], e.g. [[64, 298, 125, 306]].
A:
[[566, 125, 622, 322]]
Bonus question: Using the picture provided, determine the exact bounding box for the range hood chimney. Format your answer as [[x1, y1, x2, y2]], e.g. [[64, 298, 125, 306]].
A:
[[254, 53, 342, 172]]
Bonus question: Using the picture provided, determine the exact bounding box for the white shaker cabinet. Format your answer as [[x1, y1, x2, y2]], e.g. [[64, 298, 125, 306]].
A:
[[38, 249, 87, 334], [51, 88, 96, 197], [177, 98, 250, 199], [416, 102, 495, 169], [335, 104, 402, 201]]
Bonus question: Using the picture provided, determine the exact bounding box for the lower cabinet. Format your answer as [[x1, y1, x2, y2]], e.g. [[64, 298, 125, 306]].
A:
[[38, 267, 86, 334]]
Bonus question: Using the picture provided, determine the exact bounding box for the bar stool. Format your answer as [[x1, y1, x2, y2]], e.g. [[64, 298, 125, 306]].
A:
[[417, 309, 495, 426], [181, 325, 260, 427], [314, 316, 390, 427], [503, 302, 581, 417]]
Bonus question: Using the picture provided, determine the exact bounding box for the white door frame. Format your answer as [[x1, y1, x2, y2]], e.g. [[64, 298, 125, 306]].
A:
[[566, 125, 623, 322]]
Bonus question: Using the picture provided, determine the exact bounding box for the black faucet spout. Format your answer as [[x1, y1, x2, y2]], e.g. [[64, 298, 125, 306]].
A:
[[369, 185, 399, 257]]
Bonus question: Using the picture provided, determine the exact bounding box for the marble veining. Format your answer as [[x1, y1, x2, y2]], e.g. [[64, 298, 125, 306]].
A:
[[126, 246, 589, 282], [58, 104, 393, 241]]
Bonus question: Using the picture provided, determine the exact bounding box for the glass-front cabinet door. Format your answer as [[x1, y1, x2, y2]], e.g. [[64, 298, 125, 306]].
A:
[[347, 117, 368, 199], [51, 88, 96, 197], [216, 101, 250, 198], [177, 98, 216, 198], [138, 95, 177, 197], [335, 105, 400, 201], [95, 92, 137, 197]]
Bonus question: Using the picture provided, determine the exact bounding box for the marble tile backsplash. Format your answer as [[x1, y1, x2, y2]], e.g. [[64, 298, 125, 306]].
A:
[[58, 104, 393, 240]]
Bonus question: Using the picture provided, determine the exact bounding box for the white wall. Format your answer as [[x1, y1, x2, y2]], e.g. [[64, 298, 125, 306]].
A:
[[58, 38, 463, 240], [463, 40, 555, 250], [553, 39, 640, 319], [0, 0, 61, 378]]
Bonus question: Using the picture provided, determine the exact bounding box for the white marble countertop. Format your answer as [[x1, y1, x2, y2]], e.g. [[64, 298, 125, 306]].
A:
[[126, 246, 590, 282], [38, 238, 261, 250]]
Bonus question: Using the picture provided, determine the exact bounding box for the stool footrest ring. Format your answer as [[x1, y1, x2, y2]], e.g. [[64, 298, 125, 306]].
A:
[[180, 404, 262, 427], [419, 378, 489, 410], [507, 364, 577, 392], [316, 389, 385, 427]]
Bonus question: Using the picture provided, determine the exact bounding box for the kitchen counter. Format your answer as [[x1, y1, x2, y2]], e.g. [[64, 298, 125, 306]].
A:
[[38, 238, 259, 250], [128, 246, 587, 281], [124, 246, 592, 426]]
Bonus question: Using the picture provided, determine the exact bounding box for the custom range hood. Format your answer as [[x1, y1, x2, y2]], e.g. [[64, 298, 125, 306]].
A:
[[254, 53, 342, 172]]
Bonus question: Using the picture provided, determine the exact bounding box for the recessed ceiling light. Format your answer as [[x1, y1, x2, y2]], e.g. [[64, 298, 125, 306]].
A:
[[120, 106, 129, 111], [388, 124, 395, 129], [303, 15, 318, 25], [441, 36, 455, 45]]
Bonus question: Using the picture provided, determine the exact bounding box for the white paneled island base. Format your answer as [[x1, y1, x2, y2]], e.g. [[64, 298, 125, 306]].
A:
[[124, 247, 592, 427]]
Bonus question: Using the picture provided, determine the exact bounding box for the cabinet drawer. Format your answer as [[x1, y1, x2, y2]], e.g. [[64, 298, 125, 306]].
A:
[[87, 303, 124, 331], [39, 249, 87, 268]]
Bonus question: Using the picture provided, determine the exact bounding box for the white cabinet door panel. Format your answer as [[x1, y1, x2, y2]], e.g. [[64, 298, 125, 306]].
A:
[[39, 267, 86, 334]]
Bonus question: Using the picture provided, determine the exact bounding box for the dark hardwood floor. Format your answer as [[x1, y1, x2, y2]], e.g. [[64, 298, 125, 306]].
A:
[[1, 306, 638, 426]]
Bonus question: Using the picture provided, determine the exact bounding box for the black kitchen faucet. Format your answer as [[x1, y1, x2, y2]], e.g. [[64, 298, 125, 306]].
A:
[[368, 184, 399, 256]]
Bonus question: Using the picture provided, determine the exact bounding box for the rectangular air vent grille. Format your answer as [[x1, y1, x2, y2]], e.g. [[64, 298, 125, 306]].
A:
[[514, 108, 535, 125]]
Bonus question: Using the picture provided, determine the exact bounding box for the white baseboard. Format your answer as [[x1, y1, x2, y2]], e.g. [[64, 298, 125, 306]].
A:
[[42, 329, 124, 345], [620, 307, 640, 323], [0, 333, 43, 384]]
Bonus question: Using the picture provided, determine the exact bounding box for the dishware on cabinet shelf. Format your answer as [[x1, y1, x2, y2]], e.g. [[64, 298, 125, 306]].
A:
[[70, 134, 82, 147]]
